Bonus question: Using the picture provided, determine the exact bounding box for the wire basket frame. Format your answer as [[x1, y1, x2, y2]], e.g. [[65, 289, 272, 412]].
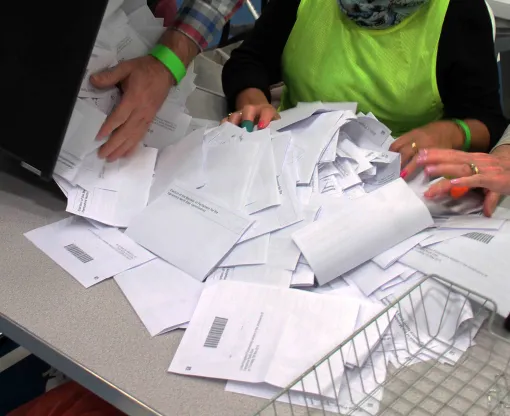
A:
[[254, 274, 510, 416]]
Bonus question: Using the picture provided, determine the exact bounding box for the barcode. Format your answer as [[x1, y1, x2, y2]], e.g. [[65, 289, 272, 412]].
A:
[[64, 244, 94, 263], [203, 317, 228, 348], [463, 232, 494, 244]]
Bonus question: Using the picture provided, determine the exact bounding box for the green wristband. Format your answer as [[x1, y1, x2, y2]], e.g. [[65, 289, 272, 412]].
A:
[[149, 44, 187, 84], [453, 119, 472, 151]]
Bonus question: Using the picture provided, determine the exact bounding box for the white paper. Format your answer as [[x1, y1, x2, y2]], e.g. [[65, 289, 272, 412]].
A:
[[202, 141, 259, 210], [126, 181, 253, 281], [372, 231, 432, 269], [439, 214, 505, 231], [244, 131, 280, 214], [25, 217, 155, 288], [362, 152, 401, 193], [219, 234, 270, 267], [342, 116, 391, 150], [240, 166, 303, 242], [169, 280, 359, 396], [66, 146, 157, 227], [207, 265, 292, 288], [293, 179, 433, 285], [149, 128, 205, 203], [400, 226, 510, 316], [290, 263, 315, 287], [287, 112, 346, 184], [54, 100, 107, 181], [419, 229, 469, 247], [115, 259, 203, 336], [144, 101, 192, 150], [337, 133, 374, 175], [269, 103, 325, 132], [266, 204, 319, 270], [343, 261, 413, 296], [72, 152, 121, 192], [333, 158, 362, 190], [115, 25, 149, 62]]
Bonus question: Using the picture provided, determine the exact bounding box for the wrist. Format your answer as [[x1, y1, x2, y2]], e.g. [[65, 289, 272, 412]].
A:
[[448, 120, 466, 150], [158, 29, 199, 68], [236, 88, 270, 109]]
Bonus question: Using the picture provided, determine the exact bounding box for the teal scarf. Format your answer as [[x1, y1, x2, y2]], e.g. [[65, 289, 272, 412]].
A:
[[337, 0, 430, 28]]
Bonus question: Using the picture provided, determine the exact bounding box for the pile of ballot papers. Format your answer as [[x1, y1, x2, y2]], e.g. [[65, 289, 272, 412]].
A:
[[23, 2, 510, 414]]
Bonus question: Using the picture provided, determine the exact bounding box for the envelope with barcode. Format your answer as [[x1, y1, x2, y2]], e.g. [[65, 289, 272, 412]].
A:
[[168, 280, 360, 398], [24, 217, 155, 288]]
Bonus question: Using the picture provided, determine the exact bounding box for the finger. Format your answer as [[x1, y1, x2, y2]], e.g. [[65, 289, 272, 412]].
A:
[[107, 133, 143, 162], [96, 95, 136, 140], [90, 61, 133, 89], [399, 144, 416, 169], [220, 117, 229, 125], [389, 132, 414, 153], [424, 178, 453, 199], [401, 155, 419, 180], [257, 107, 277, 129], [241, 105, 257, 123], [416, 148, 489, 166], [484, 191, 501, 217], [228, 111, 243, 126], [99, 110, 147, 160], [449, 175, 486, 189], [423, 163, 474, 179]]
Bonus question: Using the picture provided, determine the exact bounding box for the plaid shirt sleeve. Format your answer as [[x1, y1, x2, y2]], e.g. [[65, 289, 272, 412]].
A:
[[172, 0, 244, 50]]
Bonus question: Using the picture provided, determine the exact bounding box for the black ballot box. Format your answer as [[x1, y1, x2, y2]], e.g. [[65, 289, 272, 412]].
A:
[[0, 0, 109, 180]]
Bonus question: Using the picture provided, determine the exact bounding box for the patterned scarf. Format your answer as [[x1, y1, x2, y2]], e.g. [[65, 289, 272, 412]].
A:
[[337, 0, 429, 28]]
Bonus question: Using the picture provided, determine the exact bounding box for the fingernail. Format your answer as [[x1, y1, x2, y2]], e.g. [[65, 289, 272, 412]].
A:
[[423, 190, 434, 199], [418, 149, 428, 157], [424, 166, 436, 176], [258, 121, 266, 129], [400, 169, 408, 179], [241, 120, 254, 133], [450, 178, 461, 185]]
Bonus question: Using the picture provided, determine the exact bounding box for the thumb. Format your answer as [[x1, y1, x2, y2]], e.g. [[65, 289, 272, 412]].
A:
[[90, 61, 132, 89], [483, 190, 500, 217]]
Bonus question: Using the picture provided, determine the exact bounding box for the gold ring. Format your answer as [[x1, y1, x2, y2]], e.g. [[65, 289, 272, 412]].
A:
[[228, 111, 242, 117], [469, 163, 480, 175], [411, 142, 418, 154]]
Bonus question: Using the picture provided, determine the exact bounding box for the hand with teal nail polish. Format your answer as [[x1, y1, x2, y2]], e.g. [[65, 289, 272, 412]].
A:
[[221, 89, 280, 130]]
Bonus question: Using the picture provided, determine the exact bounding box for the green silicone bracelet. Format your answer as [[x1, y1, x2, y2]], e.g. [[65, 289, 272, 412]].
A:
[[150, 44, 187, 84], [453, 119, 472, 151]]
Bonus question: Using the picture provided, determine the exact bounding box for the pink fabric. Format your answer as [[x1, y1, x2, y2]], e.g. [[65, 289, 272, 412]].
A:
[[154, 0, 178, 27]]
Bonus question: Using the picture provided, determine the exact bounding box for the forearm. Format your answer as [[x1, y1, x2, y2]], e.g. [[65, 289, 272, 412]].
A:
[[462, 119, 491, 152], [443, 119, 491, 152], [158, 29, 199, 68]]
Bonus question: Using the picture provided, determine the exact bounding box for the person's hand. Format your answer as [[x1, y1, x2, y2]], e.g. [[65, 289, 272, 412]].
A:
[[90, 55, 174, 161], [416, 145, 510, 216], [222, 88, 280, 131], [222, 103, 280, 131], [390, 121, 464, 179]]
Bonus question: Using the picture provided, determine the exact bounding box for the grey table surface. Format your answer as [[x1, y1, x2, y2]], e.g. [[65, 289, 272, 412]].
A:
[[0, 159, 274, 416]]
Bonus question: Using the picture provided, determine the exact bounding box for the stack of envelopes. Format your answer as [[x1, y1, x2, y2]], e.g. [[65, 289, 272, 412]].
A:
[[23, 2, 510, 413]]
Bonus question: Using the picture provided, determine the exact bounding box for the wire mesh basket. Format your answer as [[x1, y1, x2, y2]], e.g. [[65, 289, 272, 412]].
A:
[[255, 274, 510, 416]]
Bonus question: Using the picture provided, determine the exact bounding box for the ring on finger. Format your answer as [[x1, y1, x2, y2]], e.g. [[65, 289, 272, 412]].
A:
[[228, 111, 243, 117], [411, 142, 418, 154], [469, 163, 480, 175]]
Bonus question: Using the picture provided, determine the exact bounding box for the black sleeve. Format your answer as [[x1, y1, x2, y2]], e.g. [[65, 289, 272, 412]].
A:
[[437, 0, 508, 148], [222, 0, 299, 112]]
